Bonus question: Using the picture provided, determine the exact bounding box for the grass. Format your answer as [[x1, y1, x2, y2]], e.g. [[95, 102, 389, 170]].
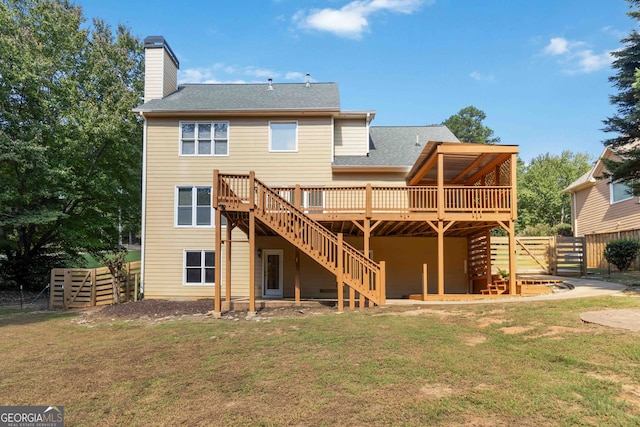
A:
[[80, 250, 141, 268], [1, 296, 640, 426], [588, 268, 640, 287]]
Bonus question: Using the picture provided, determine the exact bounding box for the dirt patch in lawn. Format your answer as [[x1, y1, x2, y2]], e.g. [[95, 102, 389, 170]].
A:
[[72, 298, 340, 325]]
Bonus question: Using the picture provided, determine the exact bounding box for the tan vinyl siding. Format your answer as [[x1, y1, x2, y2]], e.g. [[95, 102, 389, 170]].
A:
[[574, 178, 640, 236], [162, 50, 178, 97], [144, 48, 178, 102], [255, 236, 468, 299], [334, 119, 368, 156], [144, 48, 164, 103], [144, 117, 334, 299]]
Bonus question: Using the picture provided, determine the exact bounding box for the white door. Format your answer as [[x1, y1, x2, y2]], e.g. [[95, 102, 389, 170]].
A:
[[262, 249, 283, 298]]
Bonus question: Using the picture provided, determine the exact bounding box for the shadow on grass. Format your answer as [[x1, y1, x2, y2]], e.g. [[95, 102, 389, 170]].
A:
[[0, 307, 77, 327]]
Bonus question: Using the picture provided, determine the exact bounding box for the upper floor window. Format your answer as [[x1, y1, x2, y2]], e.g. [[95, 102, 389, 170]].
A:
[[611, 181, 634, 204], [181, 121, 228, 156], [269, 121, 297, 152]]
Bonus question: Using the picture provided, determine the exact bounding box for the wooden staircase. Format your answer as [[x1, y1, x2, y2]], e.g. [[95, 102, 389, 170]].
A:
[[480, 280, 508, 295], [214, 171, 385, 306]]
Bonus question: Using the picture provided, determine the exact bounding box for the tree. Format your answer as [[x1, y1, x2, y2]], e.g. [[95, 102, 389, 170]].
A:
[[0, 0, 143, 288], [441, 106, 501, 144], [517, 151, 592, 233], [602, 0, 640, 195]]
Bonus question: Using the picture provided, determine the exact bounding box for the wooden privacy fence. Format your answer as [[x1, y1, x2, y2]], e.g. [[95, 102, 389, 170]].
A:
[[585, 228, 640, 270], [491, 236, 586, 276], [50, 261, 141, 308]]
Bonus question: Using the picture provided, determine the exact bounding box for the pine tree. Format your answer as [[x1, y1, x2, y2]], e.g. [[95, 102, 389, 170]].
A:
[[602, 0, 640, 195]]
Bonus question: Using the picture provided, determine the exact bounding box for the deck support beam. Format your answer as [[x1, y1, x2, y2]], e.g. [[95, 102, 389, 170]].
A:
[[337, 233, 344, 312], [214, 207, 222, 315], [249, 209, 256, 314], [225, 222, 232, 303], [294, 249, 300, 305]]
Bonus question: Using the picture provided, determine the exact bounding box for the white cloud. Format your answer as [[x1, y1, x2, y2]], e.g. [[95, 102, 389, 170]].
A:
[[285, 71, 305, 80], [542, 36, 613, 74], [179, 64, 307, 84], [294, 0, 429, 39], [469, 71, 495, 82]]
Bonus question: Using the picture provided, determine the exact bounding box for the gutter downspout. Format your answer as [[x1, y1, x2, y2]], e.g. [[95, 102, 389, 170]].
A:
[[572, 191, 578, 237], [139, 113, 148, 296]]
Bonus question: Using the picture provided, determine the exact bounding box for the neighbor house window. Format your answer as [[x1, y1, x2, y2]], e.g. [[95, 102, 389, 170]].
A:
[[181, 121, 228, 155], [611, 181, 633, 204], [184, 250, 214, 285], [269, 121, 297, 152]]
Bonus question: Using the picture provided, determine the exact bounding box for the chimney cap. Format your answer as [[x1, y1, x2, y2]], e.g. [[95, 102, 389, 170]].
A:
[[144, 36, 179, 68]]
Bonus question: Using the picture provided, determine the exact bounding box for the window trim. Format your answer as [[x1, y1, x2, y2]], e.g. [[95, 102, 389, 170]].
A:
[[183, 249, 215, 286], [179, 120, 229, 157], [610, 180, 634, 204], [175, 186, 214, 228], [269, 121, 298, 152]]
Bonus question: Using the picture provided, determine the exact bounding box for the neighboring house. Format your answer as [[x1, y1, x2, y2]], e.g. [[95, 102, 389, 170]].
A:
[[564, 146, 640, 237], [134, 37, 519, 312]]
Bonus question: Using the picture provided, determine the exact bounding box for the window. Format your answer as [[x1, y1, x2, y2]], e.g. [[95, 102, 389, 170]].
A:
[[181, 121, 228, 156], [176, 186, 227, 227], [611, 181, 633, 204], [269, 121, 297, 152], [184, 250, 214, 285], [176, 186, 212, 226]]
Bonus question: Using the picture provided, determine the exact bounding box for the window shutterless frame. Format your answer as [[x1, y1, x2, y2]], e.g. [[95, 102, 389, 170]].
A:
[[610, 181, 634, 204], [179, 121, 229, 156], [183, 250, 215, 286], [269, 121, 298, 152]]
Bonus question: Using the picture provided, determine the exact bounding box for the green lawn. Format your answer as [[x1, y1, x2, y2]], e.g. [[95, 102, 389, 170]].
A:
[[81, 250, 141, 268], [1, 296, 639, 426]]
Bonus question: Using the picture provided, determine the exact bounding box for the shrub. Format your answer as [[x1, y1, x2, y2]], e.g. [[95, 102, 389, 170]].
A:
[[553, 223, 573, 236], [604, 239, 640, 271]]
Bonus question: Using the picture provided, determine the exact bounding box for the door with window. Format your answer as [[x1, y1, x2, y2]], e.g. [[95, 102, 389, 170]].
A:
[[262, 249, 283, 298]]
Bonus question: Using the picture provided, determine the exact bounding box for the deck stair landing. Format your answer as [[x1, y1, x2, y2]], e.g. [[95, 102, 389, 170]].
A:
[[215, 172, 385, 306]]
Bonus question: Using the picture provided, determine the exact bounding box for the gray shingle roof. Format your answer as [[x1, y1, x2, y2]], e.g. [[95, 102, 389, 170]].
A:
[[333, 126, 459, 167], [134, 83, 341, 112]]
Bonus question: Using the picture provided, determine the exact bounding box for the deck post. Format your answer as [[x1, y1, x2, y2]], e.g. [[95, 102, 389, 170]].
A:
[[365, 184, 372, 218], [508, 220, 517, 295], [294, 249, 301, 305], [437, 221, 445, 295], [213, 169, 219, 207], [437, 152, 444, 220], [214, 207, 222, 314], [422, 263, 428, 301], [294, 184, 301, 209], [510, 153, 518, 221], [379, 261, 386, 305], [337, 233, 344, 312], [225, 223, 232, 303], [249, 171, 256, 207], [485, 230, 492, 289], [364, 219, 371, 257], [249, 209, 256, 314]]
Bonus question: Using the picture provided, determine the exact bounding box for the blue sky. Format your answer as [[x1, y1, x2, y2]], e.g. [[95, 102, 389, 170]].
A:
[[77, 0, 634, 162]]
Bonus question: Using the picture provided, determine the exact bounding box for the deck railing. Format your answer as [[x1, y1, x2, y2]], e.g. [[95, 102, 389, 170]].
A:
[[269, 185, 512, 216], [215, 172, 385, 305]]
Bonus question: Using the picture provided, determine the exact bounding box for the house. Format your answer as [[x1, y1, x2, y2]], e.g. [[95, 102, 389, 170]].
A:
[[564, 146, 640, 237], [134, 36, 519, 313]]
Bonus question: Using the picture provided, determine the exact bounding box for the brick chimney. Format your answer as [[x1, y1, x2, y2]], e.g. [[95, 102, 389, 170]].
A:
[[143, 36, 179, 103]]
